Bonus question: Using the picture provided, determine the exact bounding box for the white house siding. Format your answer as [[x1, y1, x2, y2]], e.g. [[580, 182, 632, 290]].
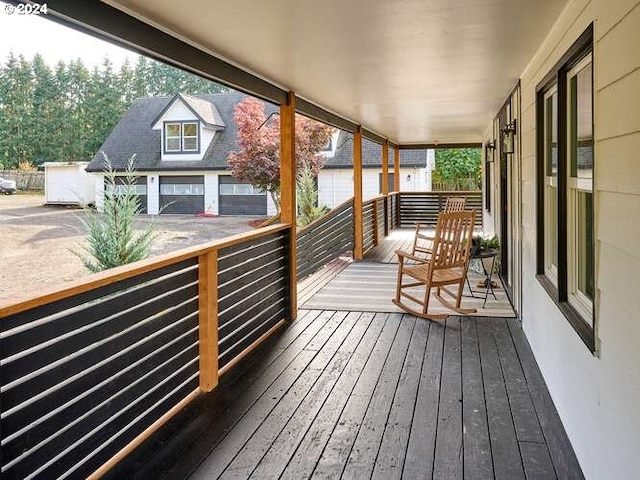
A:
[[93, 174, 104, 212], [204, 173, 218, 214], [318, 167, 431, 209], [497, 1, 640, 478], [266, 193, 277, 216], [147, 174, 160, 214], [317, 169, 354, 208]]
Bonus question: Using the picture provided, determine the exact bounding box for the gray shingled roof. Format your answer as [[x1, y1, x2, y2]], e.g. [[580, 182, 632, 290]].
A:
[[180, 94, 225, 128], [87, 92, 426, 172], [324, 132, 427, 168]]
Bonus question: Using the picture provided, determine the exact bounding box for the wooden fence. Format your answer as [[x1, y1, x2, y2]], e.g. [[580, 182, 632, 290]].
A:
[[397, 191, 482, 229], [0, 224, 291, 480], [0, 170, 44, 191]]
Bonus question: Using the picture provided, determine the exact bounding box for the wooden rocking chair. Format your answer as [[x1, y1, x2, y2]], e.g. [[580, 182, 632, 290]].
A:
[[393, 209, 476, 320], [411, 196, 467, 258]]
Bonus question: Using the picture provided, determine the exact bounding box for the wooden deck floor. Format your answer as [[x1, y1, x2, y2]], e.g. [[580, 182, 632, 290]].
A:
[[109, 310, 583, 480]]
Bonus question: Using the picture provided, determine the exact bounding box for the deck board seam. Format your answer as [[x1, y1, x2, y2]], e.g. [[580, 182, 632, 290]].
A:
[[242, 311, 363, 478], [492, 318, 529, 479], [476, 316, 497, 480], [400, 318, 431, 478], [306, 313, 391, 478], [367, 314, 419, 478], [193, 311, 346, 478], [505, 320, 561, 479], [277, 312, 380, 477], [337, 314, 403, 479], [430, 317, 447, 478]]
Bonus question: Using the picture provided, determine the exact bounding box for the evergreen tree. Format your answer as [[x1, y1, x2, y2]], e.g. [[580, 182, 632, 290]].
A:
[[0, 52, 230, 168], [75, 154, 158, 272], [0, 54, 35, 167]]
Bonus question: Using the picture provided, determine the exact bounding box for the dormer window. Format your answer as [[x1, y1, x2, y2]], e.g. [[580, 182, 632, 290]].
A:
[[164, 121, 199, 153]]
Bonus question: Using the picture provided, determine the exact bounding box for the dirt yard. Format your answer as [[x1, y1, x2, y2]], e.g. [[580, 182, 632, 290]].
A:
[[0, 194, 261, 302]]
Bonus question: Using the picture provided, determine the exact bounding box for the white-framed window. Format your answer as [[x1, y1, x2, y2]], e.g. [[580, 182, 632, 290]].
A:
[[160, 183, 204, 195], [164, 121, 199, 153], [165, 123, 181, 152], [182, 122, 198, 151], [566, 53, 594, 322], [107, 184, 147, 195], [543, 86, 558, 284], [219, 183, 264, 195]]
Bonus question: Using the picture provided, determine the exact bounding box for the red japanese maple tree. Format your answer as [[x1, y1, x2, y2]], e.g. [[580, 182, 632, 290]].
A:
[[227, 97, 333, 211]]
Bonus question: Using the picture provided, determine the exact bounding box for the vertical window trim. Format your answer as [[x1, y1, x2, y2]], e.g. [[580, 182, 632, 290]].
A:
[[566, 53, 595, 323], [543, 86, 559, 285], [535, 24, 595, 353]]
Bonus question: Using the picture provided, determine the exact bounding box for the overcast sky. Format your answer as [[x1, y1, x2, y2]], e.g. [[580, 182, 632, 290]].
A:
[[0, 1, 139, 67]]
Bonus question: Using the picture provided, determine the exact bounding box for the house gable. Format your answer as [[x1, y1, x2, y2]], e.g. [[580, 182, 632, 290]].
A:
[[151, 94, 225, 162]]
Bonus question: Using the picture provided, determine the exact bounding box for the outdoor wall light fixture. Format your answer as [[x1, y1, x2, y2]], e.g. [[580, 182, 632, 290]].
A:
[[501, 120, 517, 154], [406, 174, 412, 182], [485, 140, 496, 161]]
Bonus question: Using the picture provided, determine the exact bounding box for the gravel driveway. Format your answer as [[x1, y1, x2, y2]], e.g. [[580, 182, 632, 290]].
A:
[[0, 194, 261, 302]]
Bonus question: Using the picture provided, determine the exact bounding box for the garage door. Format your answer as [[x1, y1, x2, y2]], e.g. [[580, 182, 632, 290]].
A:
[[109, 176, 148, 214], [219, 176, 267, 215], [159, 176, 204, 214]]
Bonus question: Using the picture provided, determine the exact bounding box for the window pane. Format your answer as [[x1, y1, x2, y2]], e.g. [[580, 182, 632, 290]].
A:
[[545, 184, 558, 270], [544, 88, 558, 278], [219, 184, 233, 195], [570, 62, 593, 179], [107, 184, 146, 195], [567, 56, 594, 323], [183, 137, 198, 150], [577, 191, 594, 300], [166, 138, 180, 151], [183, 123, 197, 136], [233, 184, 253, 195], [165, 123, 180, 136], [161, 183, 203, 195], [546, 93, 558, 176]]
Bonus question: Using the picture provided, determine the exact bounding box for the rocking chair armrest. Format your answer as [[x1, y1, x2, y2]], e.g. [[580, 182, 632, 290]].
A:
[[395, 250, 431, 264]]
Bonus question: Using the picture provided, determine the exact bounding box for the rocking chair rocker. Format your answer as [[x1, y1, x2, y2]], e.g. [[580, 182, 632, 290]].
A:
[[393, 209, 476, 320]]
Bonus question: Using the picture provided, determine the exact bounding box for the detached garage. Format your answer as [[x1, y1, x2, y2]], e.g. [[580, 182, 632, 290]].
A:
[[159, 175, 204, 214], [218, 176, 267, 215], [113, 176, 148, 214]]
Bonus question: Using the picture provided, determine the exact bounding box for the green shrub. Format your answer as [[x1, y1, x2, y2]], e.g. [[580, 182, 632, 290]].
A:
[[297, 164, 327, 227], [75, 153, 157, 272]]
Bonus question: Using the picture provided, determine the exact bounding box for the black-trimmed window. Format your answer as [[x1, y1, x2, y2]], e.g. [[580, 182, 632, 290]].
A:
[[164, 121, 199, 153], [536, 24, 595, 351]]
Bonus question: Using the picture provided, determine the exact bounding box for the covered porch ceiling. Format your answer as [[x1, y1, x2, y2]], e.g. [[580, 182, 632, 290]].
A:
[[103, 0, 568, 144]]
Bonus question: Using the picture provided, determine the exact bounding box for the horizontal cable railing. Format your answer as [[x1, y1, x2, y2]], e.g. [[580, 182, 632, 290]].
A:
[[296, 198, 354, 279], [375, 196, 386, 241], [217, 231, 289, 369], [0, 224, 291, 480], [398, 191, 483, 229], [362, 197, 377, 254], [389, 192, 399, 230]]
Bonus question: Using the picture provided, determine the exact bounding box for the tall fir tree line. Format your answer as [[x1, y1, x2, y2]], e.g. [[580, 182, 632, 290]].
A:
[[0, 54, 228, 169]]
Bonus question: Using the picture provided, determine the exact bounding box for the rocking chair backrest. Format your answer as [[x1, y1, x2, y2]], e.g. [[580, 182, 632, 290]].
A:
[[444, 196, 466, 212], [411, 197, 468, 258], [430, 210, 475, 271]]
